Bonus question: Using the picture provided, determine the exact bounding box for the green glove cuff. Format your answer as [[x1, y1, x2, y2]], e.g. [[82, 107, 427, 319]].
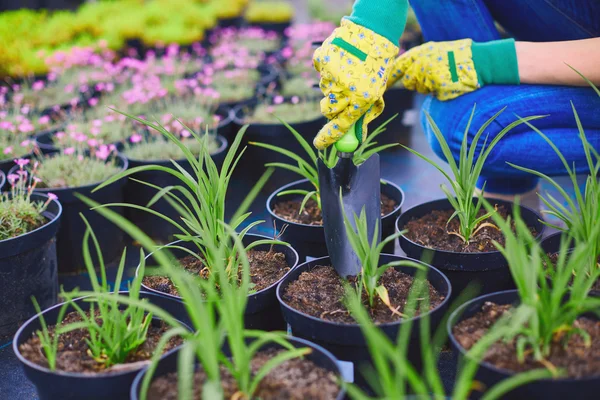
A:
[[471, 38, 520, 86], [346, 0, 408, 45]]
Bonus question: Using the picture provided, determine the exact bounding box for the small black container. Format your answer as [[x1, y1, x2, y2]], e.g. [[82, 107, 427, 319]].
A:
[[121, 134, 228, 244], [13, 292, 189, 400], [0, 152, 34, 174], [31, 154, 128, 274], [0, 169, 5, 191], [267, 179, 405, 263], [218, 16, 244, 28], [396, 198, 545, 302], [130, 335, 346, 400], [231, 101, 326, 193], [277, 255, 451, 387], [0, 193, 61, 337], [448, 290, 600, 400], [140, 234, 299, 331], [371, 87, 415, 148]]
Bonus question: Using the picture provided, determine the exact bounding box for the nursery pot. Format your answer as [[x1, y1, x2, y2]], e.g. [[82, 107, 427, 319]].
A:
[[13, 291, 190, 400], [267, 179, 405, 263], [0, 170, 5, 191], [448, 290, 600, 400], [371, 86, 415, 148], [396, 198, 545, 302], [25, 154, 128, 274], [277, 255, 451, 388], [0, 153, 34, 175], [231, 100, 326, 193], [122, 134, 228, 244], [140, 234, 299, 331], [130, 335, 346, 400], [0, 193, 61, 337]]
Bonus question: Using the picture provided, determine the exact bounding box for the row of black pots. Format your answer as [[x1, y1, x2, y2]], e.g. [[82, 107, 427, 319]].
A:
[[447, 290, 599, 400]]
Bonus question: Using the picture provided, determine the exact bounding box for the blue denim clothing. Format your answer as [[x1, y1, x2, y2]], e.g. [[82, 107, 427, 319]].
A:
[[410, 0, 600, 194]]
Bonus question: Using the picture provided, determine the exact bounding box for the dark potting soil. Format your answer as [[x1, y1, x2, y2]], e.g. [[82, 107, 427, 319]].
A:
[[453, 301, 600, 379], [272, 193, 397, 226], [547, 252, 600, 291], [19, 310, 182, 374], [404, 206, 537, 253], [282, 266, 444, 324], [143, 250, 291, 296], [147, 347, 340, 400]]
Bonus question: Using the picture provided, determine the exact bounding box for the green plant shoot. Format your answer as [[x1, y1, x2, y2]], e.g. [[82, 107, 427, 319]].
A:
[[402, 106, 545, 243]]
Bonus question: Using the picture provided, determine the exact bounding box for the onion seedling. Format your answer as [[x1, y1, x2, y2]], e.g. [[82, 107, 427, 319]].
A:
[[250, 115, 399, 213], [402, 106, 545, 243]]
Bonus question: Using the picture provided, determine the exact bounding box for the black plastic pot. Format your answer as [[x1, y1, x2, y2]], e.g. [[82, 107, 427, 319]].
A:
[[0, 153, 34, 174], [0, 169, 5, 191], [448, 290, 600, 400], [13, 291, 189, 400], [277, 255, 451, 387], [218, 16, 244, 28], [140, 233, 299, 331], [30, 154, 128, 274], [122, 134, 228, 244], [0, 193, 61, 337], [130, 335, 346, 400], [267, 179, 405, 263], [232, 101, 326, 193], [372, 87, 415, 148], [396, 198, 545, 302], [248, 21, 292, 36]]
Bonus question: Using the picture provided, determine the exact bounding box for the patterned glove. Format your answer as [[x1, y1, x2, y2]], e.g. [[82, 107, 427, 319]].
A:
[[388, 38, 519, 101], [312, 19, 398, 150]]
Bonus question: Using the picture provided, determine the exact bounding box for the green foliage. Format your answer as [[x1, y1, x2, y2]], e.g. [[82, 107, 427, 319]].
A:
[[123, 136, 220, 162], [250, 115, 399, 213], [36, 153, 122, 189], [30, 297, 69, 371], [402, 106, 545, 243], [93, 109, 280, 282], [244, 102, 323, 125], [245, 1, 294, 23], [483, 198, 600, 363]]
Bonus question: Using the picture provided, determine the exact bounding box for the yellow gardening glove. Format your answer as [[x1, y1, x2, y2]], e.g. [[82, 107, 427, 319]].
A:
[[312, 19, 398, 150], [388, 38, 520, 101]]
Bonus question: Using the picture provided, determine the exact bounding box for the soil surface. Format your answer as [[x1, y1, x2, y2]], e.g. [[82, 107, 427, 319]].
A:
[[404, 206, 537, 253], [453, 301, 600, 378], [147, 348, 340, 400], [282, 266, 444, 324], [547, 252, 600, 291], [272, 193, 397, 226], [19, 310, 182, 374], [144, 250, 291, 296]]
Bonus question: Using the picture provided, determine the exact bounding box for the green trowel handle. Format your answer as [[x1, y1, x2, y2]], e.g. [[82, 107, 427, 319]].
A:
[[334, 123, 359, 153]]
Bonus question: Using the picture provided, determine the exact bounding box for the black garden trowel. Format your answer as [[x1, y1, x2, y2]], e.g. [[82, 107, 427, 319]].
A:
[[318, 123, 381, 278]]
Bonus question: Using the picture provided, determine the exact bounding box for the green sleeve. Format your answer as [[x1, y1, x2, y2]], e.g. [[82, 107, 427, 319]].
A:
[[471, 39, 520, 85], [345, 0, 408, 45]]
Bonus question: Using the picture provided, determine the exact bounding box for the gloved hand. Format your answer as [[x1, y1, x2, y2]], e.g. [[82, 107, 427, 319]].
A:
[[312, 19, 399, 150], [388, 38, 520, 101]]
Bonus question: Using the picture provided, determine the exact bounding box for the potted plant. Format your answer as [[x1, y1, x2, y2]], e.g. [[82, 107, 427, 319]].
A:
[[396, 107, 546, 300], [256, 119, 404, 261], [448, 201, 600, 400], [92, 112, 299, 331], [12, 147, 128, 274], [232, 97, 326, 192], [277, 201, 451, 386], [13, 221, 189, 400], [0, 162, 61, 336], [119, 113, 228, 244], [77, 195, 346, 400], [15, 79, 92, 116]]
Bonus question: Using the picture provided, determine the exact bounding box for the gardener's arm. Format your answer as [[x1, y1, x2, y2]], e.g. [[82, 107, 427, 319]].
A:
[[311, 0, 408, 149], [517, 38, 600, 86]]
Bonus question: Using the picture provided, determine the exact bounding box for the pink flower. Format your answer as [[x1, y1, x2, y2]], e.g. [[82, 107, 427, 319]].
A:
[[92, 119, 103, 127], [32, 81, 45, 91], [180, 130, 191, 138], [3, 146, 13, 155], [291, 96, 300, 104], [7, 174, 18, 185], [38, 115, 51, 125], [33, 177, 42, 183], [15, 158, 30, 167], [20, 140, 30, 147], [55, 131, 66, 139], [130, 134, 143, 143], [274, 96, 284, 105], [47, 193, 58, 201], [88, 98, 99, 107], [87, 139, 99, 147], [64, 147, 75, 155]]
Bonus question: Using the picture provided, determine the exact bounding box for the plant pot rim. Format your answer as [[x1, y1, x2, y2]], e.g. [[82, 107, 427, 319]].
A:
[[0, 151, 36, 166], [0, 192, 62, 246], [267, 178, 405, 229], [121, 133, 229, 164], [137, 233, 300, 301], [231, 101, 324, 128], [0, 169, 4, 190], [447, 289, 600, 383], [13, 291, 184, 379], [22, 153, 129, 194], [396, 197, 545, 257], [277, 254, 452, 329]]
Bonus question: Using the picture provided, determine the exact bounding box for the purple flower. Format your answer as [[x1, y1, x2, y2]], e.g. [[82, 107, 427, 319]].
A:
[[64, 147, 75, 155], [15, 158, 30, 167]]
